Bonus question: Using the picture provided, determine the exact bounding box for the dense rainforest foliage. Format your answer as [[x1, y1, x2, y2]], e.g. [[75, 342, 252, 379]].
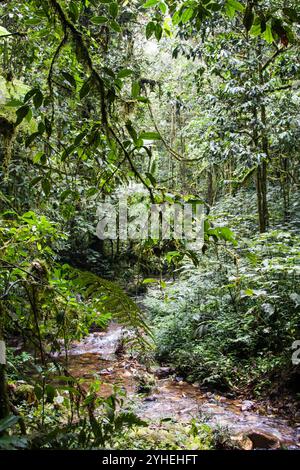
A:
[[0, 0, 299, 451]]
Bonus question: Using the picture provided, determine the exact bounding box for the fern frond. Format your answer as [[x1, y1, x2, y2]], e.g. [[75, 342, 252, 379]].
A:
[[72, 270, 152, 346]]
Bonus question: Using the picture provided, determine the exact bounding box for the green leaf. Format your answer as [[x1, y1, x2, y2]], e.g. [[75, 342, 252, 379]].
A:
[[25, 18, 42, 26], [165, 251, 182, 262], [117, 68, 133, 79], [74, 131, 86, 145], [15, 105, 30, 126], [109, 3, 119, 18], [25, 108, 33, 123], [79, 79, 91, 99], [72, 270, 151, 342], [26, 132, 40, 147], [62, 71, 77, 88], [155, 23, 162, 40], [115, 411, 147, 428], [145, 172, 157, 186], [146, 21, 156, 39], [33, 151, 45, 164], [69, 1, 79, 22], [30, 176, 43, 187], [243, 4, 254, 31], [60, 189, 73, 202], [102, 66, 115, 78], [91, 16, 108, 25], [45, 384, 56, 403], [283, 8, 300, 23], [33, 90, 43, 109], [0, 415, 19, 433], [86, 187, 99, 197], [243, 289, 254, 296], [136, 96, 149, 103], [44, 117, 52, 137], [126, 121, 138, 142], [181, 8, 194, 24], [142, 278, 157, 284], [131, 81, 140, 99], [5, 99, 23, 107], [226, 0, 245, 12], [38, 122, 45, 134], [206, 3, 222, 12], [143, 0, 159, 8], [250, 21, 261, 37], [109, 20, 122, 32], [0, 26, 11, 37], [225, 4, 235, 18], [159, 2, 167, 15], [55, 376, 76, 383], [24, 88, 38, 103], [208, 226, 237, 246], [42, 178, 51, 196], [172, 11, 181, 25], [262, 23, 274, 44], [140, 131, 161, 140], [0, 435, 28, 450]]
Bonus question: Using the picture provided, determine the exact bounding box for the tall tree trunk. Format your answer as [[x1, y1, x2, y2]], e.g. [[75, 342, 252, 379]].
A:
[[0, 303, 9, 421], [0, 364, 9, 421], [259, 107, 269, 232], [253, 43, 269, 233], [253, 105, 268, 233], [257, 44, 269, 233], [281, 156, 290, 223], [256, 162, 268, 233], [207, 167, 214, 207], [177, 107, 187, 192], [227, 159, 233, 195]]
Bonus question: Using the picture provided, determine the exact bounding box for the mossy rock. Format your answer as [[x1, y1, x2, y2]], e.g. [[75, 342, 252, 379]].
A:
[[14, 383, 37, 405], [136, 372, 156, 394]]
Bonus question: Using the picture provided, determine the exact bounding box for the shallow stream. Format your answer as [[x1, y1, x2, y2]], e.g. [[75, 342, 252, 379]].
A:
[[65, 323, 299, 450]]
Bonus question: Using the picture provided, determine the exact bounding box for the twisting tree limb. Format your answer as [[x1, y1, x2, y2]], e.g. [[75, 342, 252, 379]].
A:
[[48, 0, 155, 198], [48, 0, 108, 130], [108, 127, 155, 202], [146, 95, 202, 163], [261, 46, 290, 72], [0, 32, 26, 38], [48, 33, 68, 98]]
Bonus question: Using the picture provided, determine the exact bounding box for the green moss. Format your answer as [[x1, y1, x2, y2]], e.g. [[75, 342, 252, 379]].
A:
[[136, 372, 156, 395], [113, 421, 214, 450], [14, 384, 36, 405], [0, 75, 36, 133], [0, 76, 30, 102]]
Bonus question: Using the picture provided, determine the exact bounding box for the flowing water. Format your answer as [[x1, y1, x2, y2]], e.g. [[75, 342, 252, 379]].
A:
[[65, 323, 300, 450]]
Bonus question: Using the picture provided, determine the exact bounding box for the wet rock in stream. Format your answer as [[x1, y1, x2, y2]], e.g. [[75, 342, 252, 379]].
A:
[[228, 430, 281, 450], [246, 431, 280, 449], [154, 366, 174, 379], [143, 396, 158, 402], [241, 400, 255, 412]]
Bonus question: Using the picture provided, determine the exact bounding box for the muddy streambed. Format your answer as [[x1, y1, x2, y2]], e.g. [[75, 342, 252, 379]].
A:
[[63, 323, 300, 450]]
